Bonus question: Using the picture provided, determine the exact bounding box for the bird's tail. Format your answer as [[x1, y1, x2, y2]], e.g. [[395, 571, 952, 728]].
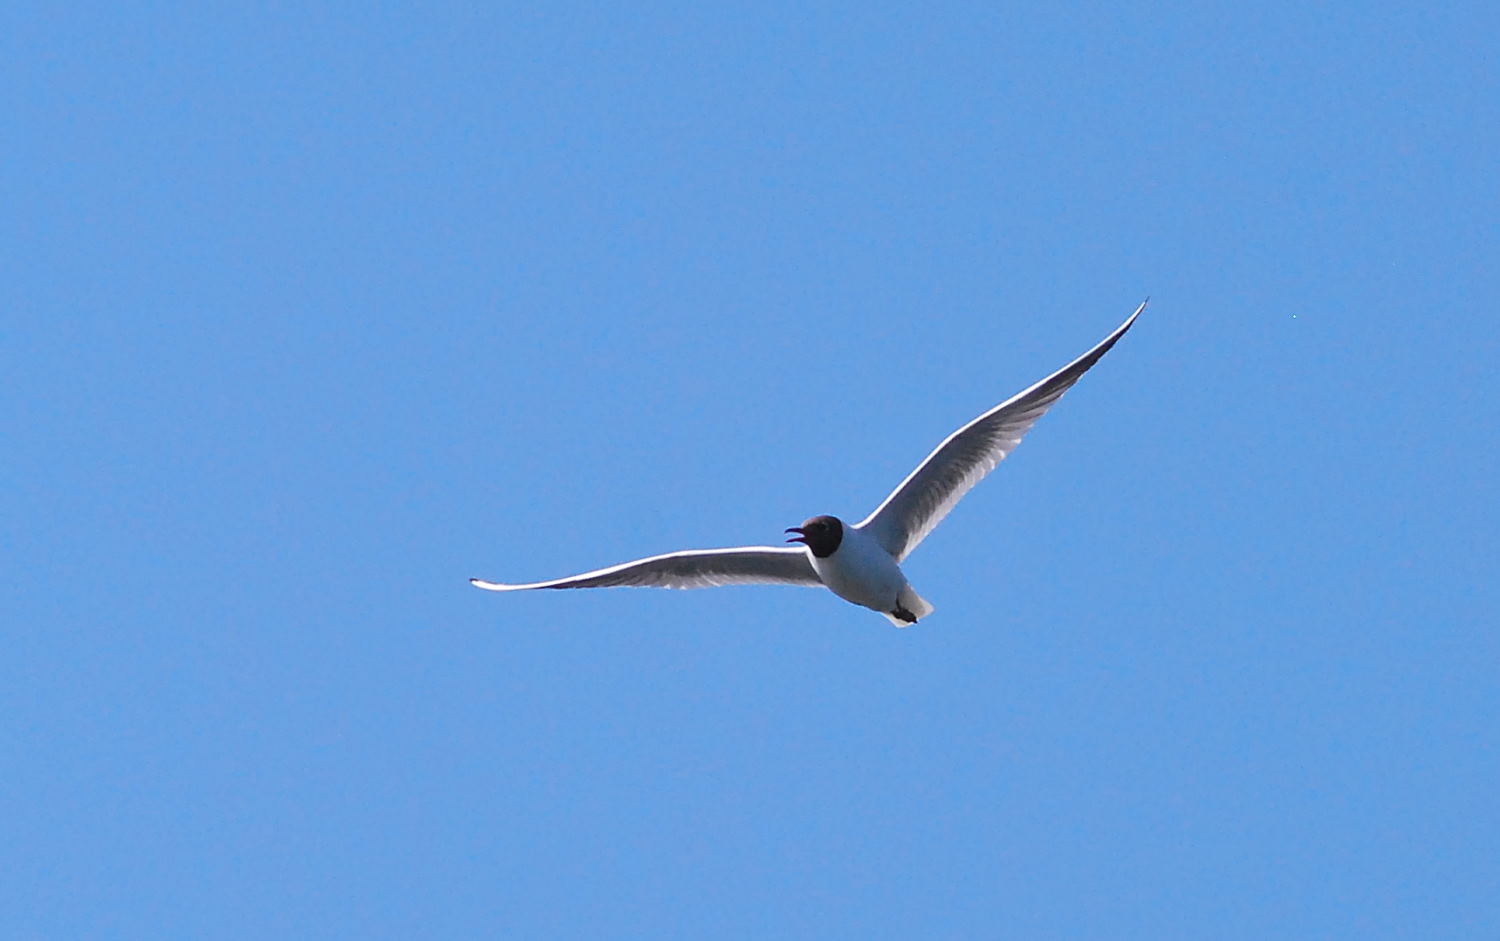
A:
[[882, 586, 935, 627]]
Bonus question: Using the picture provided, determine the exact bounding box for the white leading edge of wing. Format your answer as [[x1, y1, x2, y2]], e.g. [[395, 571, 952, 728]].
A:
[[471, 545, 822, 591]]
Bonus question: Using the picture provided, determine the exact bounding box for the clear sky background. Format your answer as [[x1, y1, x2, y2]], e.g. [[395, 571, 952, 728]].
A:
[[5, 1, 1497, 937]]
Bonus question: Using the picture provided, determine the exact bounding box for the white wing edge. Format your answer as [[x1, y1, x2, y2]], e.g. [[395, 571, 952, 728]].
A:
[[469, 545, 822, 591], [471, 578, 535, 591]]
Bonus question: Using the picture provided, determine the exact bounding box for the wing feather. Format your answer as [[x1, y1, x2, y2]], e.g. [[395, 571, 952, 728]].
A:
[[471, 545, 822, 591], [856, 301, 1146, 561]]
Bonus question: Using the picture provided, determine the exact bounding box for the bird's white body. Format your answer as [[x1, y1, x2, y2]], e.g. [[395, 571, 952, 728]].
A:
[[808, 524, 933, 627]]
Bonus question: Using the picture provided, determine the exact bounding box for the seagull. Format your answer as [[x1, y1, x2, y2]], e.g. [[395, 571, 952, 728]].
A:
[[472, 300, 1146, 626]]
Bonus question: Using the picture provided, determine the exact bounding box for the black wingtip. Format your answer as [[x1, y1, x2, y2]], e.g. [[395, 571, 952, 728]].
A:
[[1116, 298, 1148, 334]]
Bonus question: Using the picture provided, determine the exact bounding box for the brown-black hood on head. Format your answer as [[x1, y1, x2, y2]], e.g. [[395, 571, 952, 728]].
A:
[[785, 515, 844, 558]]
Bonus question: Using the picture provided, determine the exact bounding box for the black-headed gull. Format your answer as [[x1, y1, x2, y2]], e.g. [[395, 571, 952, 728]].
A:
[[472, 301, 1146, 625]]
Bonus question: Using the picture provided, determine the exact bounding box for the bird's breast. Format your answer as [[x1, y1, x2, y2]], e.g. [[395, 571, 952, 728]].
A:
[[810, 526, 907, 610]]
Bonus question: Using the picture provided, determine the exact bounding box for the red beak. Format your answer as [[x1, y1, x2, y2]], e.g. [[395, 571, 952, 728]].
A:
[[785, 526, 806, 545]]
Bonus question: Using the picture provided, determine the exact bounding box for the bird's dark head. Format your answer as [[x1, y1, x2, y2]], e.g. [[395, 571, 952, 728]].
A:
[[785, 515, 844, 558]]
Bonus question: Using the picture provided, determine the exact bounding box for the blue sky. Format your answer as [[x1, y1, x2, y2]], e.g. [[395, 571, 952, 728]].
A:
[[5, 1, 1497, 936]]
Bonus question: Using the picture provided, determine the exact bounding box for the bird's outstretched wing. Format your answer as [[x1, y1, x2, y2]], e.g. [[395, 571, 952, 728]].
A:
[[856, 300, 1146, 562], [471, 545, 822, 591]]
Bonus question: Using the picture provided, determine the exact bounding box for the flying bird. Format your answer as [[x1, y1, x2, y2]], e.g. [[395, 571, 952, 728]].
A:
[[472, 300, 1146, 625]]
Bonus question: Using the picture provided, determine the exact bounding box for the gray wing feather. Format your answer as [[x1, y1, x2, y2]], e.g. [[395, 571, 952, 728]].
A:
[[471, 545, 822, 591], [856, 301, 1146, 562]]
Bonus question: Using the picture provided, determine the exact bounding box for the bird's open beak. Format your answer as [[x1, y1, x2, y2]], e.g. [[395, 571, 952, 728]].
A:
[[784, 526, 806, 545]]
